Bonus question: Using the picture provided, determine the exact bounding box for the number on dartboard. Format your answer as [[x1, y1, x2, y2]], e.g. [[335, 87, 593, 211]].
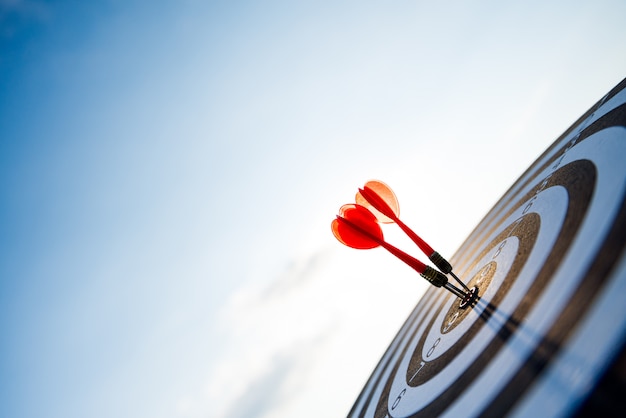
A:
[[391, 388, 406, 411], [442, 312, 459, 333], [477, 266, 489, 284], [409, 361, 426, 382], [426, 337, 441, 358], [493, 240, 507, 259]]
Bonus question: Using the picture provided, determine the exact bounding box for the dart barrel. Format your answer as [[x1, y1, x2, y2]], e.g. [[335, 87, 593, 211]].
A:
[[420, 266, 448, 287], [429, 251, 453, 274]]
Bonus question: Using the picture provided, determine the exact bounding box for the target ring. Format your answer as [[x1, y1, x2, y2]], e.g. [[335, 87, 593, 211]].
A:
[[349, 79, 626, 418]]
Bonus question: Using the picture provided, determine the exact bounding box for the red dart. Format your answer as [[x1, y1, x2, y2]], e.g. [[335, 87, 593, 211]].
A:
[[357, 180, 471, 293], [331, 204, 448, 289]]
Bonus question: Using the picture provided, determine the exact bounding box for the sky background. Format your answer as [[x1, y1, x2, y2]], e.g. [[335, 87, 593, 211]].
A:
[[1, 1, 625, 417]]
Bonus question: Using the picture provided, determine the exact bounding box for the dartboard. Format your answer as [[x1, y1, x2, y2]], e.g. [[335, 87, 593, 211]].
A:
[[348, 78, 626, 418]]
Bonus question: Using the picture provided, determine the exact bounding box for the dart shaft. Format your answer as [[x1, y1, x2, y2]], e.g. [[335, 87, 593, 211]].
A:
[[396, 217, 435, 256], [444, 282, 467, 299], [448, 270, 471, 292]]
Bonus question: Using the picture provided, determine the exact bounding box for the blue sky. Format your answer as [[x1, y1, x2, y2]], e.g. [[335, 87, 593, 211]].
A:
[[1, 1, 625, 417]]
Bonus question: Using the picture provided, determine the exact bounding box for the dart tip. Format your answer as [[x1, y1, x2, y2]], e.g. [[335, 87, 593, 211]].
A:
[[443, 282, 478, 309], [459, 286, 479, 309]]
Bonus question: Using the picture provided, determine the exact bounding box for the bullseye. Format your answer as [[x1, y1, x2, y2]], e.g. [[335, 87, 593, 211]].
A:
[[459, 286, 479, 309]]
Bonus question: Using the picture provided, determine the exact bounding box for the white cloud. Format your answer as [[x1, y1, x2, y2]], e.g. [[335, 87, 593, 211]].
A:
[[179, 244, 426, 418]]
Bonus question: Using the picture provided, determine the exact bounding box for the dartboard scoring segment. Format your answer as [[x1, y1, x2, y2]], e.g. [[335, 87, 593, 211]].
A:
[[347, 78, 626, 418]]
